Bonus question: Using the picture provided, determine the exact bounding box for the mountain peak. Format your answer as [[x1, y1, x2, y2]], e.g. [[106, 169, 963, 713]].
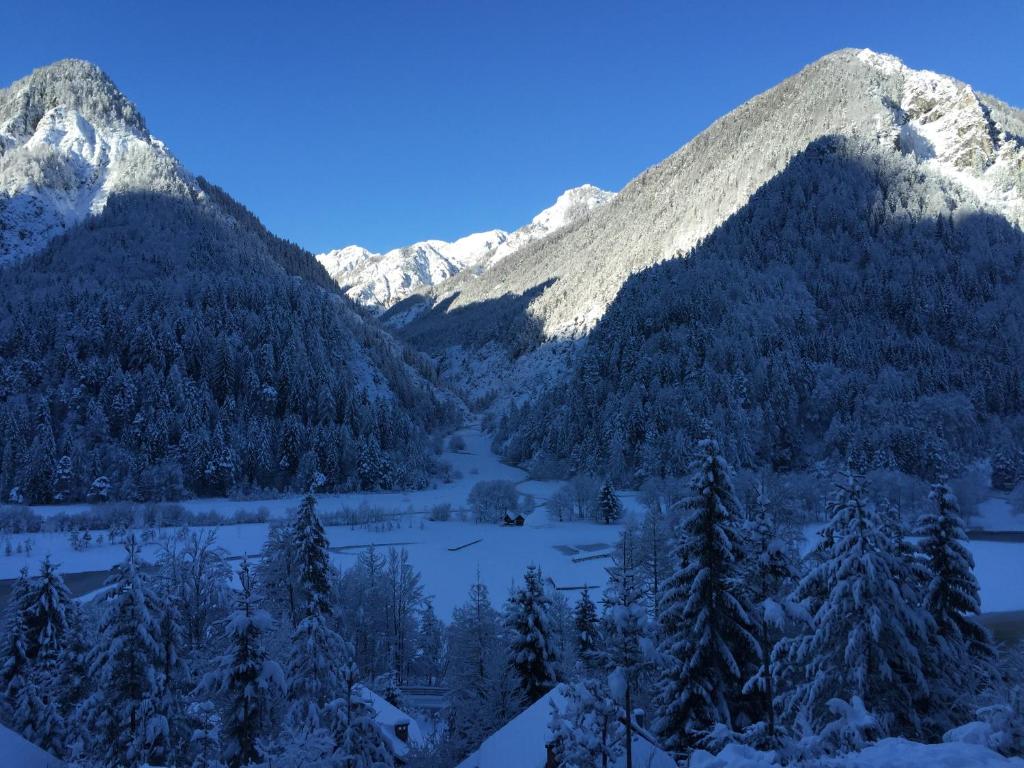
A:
[[316, 184, 615, 309], [0, 60, 189, 265], [0, 59, 146, 139]]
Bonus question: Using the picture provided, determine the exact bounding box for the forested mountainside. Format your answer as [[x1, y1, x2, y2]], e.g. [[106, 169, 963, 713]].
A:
[[0, 61, 456, 504], [497, 135, 1024, 481], [399, 48, 1024, 350]]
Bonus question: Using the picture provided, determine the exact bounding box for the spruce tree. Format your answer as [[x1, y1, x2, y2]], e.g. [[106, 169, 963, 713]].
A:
[[598, 480, 622, 524], [505, 565, 559, 703], [920, 482, 991, 654], [600, 537, 656, 768], [573, 587, 599, 665], [25, 556, 75, 667], [740, 490, 801, 745], [328, 662, 395, 767], [199, 557, 285, 768], [84, 535, 167, 766], [292, 493, 334, 616], [286, 493, 348, 730], [18, 557, 76, 754], [0, 566, 33, 713], [653, 438, 758, 754], [918, 482, 994, 724], [549, 676, 624, 768], [781, 473, 932, 737]]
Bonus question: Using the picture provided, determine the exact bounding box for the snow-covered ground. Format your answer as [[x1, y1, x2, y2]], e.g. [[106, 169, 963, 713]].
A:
[[5, 424, 629, 618], [0, 722, 63, 767], [4, 424, 1022, 620], [971, 497, 1024, 532]]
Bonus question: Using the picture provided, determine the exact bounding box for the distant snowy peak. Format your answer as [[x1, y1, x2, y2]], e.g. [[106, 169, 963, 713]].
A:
[[858, 49, 1024, 225], [316, 184, 615, 309], [0, 59, 194, 265]]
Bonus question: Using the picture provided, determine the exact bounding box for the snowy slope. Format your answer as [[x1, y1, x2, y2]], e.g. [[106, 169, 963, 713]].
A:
[[316, 184, 614, 309], [0, 59, 194, 265], [0, 723, 63, 767], [405, 48, 1024, 345]]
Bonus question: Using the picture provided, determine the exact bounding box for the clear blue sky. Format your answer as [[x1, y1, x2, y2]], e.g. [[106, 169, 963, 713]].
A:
[[4, 1, 1023, 253]]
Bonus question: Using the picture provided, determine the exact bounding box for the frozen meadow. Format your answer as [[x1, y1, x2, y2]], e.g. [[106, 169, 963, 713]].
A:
[[2, 423, 1022, 625]]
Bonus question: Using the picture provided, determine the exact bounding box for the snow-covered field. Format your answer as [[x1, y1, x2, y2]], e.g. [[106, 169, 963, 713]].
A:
[[3, 424, 634, 618], [3, 424, 1022, 620]]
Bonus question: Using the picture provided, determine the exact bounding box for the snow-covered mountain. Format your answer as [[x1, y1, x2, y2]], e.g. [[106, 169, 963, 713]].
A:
[[0, 60, 456, 505], [401, 49, 1024, 349], [0, 59, 194, 265], [316, 184, 615, 309]]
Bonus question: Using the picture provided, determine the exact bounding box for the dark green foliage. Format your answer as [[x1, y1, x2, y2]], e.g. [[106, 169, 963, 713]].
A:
[[0, 188, 456, 503], [499, 137, 1024, 482]]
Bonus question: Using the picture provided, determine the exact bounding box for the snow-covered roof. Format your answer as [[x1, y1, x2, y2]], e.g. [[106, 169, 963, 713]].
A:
[[0, 723, 63, 767], [455, 684, 675, 768], [359, 685, 425, 759]]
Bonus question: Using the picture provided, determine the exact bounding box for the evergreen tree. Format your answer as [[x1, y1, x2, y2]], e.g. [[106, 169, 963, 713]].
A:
[[25, 556, 74, 667], [781, 473, 932, 738], [327, 662, 395, 767], [292, 493, 334, 616], [0, 567, 33, 707], [599, 536, 656, 768], [653, 438, 758, 754], [598, 480, 622, 524], [573, 587, 599, 666], [286, 493, 348, 731], [920, 483, 992, 654], [446, 577, 517, 761], [918, 482, 994, 725], [740, 490, 802, 745], [198, 557, 285, 767], [413, 598, 447, 686], [84, 535, 167, 766], [505, 565, 559, 703], [549, 677, 624, 768]]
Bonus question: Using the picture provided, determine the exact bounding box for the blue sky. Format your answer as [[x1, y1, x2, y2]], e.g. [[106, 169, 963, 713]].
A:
[[4, 1, 1023, 253]]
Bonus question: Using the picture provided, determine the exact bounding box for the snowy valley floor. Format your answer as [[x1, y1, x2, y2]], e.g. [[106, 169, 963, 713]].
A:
[[2, 422, 1023, 627]]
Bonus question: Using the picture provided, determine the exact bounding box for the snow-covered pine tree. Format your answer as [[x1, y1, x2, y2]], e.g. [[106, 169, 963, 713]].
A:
[[920, 482, 992, 655], [17, 557, 76, 754], [549, 676, 624, 768], [257, 518, 301, 629], [198, 556, 285, 767], [653, 438, 758, 755], [506, 565, 559, 703], [293, 493, 334, 616], [918, 482, 994, 724], [286, 493, 348, 731], [25, 556, 75, 666], [598, 480, 622, 524], [84, 534, 167, 766], [413, 598, 447, 686], [328, 662, 395, 767], [446, 576, 518, 761], [638, 501, 673, 621], [187, 699, 227, 768], [574, 587, 599, 666], [0, 566, 33, 718], [740, 489, 802, 745], [782, 473, 932, 739], [600, 533, 657, 768]]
